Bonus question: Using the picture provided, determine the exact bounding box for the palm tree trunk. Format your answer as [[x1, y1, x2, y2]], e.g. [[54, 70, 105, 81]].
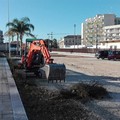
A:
[[12, 35, 14, 41], [17, 34, 19, 55], [20, 34, 23, 56]]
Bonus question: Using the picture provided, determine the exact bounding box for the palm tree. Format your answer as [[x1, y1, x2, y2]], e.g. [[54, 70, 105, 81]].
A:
[[4, 30, 15, 41], [6, 17, 35, 55]]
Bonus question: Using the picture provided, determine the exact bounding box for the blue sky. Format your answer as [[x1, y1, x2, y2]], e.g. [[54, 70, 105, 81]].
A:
[[0, 0, 120, 42]]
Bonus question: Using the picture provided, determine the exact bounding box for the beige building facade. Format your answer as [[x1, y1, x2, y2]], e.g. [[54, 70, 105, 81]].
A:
[[58, 35, 81, 48]]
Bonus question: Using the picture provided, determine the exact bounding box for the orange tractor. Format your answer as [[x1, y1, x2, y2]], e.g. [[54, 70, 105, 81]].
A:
[[21, 38, 66, 82]]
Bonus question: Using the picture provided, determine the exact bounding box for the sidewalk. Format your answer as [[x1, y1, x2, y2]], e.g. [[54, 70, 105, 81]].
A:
[[0, 57, 28, 120]]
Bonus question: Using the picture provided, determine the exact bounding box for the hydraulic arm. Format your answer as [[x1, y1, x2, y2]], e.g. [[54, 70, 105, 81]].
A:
[[21, 39, 66, 82]]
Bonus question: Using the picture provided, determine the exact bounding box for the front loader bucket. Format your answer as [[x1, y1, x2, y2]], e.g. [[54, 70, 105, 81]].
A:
[[39, 64, 66, 82]]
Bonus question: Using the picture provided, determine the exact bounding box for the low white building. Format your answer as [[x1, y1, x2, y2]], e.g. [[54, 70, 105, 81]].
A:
[[99, 40, 120, 49], [58, 39, 65, 48], [100, 25, 120, 49]]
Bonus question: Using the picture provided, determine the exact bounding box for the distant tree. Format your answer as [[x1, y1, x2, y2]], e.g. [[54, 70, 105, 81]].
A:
[[4, 30, 15, 41], [6, 17, 35, 55], [45, 38, 58, 49], [51, 39, 58, 48], [44, 39, 52, 49]]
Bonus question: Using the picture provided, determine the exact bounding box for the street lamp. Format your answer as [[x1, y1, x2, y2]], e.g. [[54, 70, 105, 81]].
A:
[[74, 24, 76, 48], [95, 24, 99, 52], [8, 0, 11, 58]]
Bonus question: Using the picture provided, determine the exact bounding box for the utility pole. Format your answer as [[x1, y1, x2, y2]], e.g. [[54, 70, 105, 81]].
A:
[[47, 32, 70, 49], [47, 32, 53, 51], [48, 32, 53, 40], [74, 24, 76, 49], [96, 25, 98, 52], [51, 32, 53, 40], [8, 0, 11, 58]]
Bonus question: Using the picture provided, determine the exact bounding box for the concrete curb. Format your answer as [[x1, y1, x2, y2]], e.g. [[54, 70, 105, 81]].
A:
[[5, 58, 28, 120]]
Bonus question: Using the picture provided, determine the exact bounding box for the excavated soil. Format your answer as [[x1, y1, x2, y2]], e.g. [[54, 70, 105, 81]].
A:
[[13, 75, 105, 120], [8, 54, 111, 120]]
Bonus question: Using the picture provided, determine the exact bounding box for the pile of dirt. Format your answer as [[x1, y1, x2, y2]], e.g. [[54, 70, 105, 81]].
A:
[[14, 75, 107, 120], [15, 80, 102, 120], [70, 82, 108, 99]]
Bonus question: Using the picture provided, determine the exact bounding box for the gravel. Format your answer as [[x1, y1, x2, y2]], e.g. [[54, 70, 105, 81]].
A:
[[52, 52, 120, 120], [10, 52, 120, 120]]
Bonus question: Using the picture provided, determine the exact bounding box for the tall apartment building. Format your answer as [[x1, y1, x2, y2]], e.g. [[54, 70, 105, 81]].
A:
[[0, 30, 4, 43], [81, 14, 120, 48]]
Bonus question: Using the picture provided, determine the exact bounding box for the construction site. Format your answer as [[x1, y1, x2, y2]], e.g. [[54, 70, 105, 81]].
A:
[[0, 39, 120, 120]]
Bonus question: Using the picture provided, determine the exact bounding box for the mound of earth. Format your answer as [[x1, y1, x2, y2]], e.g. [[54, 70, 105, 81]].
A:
[[16, 81, 102, 120]]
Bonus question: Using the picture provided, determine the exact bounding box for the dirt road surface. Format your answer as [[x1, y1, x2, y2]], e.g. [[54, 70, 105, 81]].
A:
[[51, 51, 120, 120], [11, 51, 120, 120]]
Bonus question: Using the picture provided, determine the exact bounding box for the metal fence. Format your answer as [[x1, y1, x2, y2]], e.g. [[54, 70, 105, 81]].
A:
[[52, 48, 120, 53]]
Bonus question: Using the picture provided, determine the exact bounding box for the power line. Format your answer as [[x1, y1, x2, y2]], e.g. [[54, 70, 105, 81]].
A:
[[47, 32, 70, 40]]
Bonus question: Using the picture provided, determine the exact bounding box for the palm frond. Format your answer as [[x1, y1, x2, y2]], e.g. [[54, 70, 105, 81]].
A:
[[21, 17, 30, 24]]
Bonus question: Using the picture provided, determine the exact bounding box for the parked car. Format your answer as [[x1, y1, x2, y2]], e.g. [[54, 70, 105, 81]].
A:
[[108, 51, 120, 60], [95, 50, 110, 59]]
